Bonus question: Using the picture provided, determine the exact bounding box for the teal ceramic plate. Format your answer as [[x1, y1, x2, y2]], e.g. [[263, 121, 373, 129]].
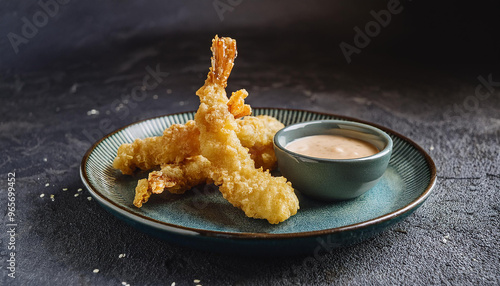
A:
[[80, 108, 436, 256]]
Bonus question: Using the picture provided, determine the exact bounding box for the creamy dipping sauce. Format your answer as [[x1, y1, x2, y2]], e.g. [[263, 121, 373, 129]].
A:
[[285, 135, 379, 159]]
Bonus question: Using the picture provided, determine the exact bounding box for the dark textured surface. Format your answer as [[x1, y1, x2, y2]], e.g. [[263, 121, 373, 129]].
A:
[[1, 1, 499, 285]]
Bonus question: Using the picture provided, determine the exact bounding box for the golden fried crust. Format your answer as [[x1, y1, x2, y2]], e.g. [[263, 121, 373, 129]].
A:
[[152, 156, 212, 195], [113, 121, 200, 175], [195, 36, 298, 224], [113, 115, 282, 175], [132, 156, 212, 208], [236, 115, 284, 170], [148, 171, 177, 194], [133, 179, 151, 208], [122, 36, 297, 224], [227, 89, 252, 119]]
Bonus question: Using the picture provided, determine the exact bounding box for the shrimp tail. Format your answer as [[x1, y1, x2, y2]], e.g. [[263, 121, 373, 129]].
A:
[[206, 35, 237, 88]]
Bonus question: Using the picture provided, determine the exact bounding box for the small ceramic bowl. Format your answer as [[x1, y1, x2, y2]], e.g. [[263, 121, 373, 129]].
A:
[[274, 120, 393, 201]]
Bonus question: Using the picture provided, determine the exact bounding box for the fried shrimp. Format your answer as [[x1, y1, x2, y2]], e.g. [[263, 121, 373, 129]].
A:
[[133, 155, 212, 207], [113, 115, 281, 175], [113, 97, 249, 175], [117, 35, 297, 224], [113, 121, 200, 175], [236, 115, 284, 171], [194, 36, 298, 224], [130, 115, 283, 206]]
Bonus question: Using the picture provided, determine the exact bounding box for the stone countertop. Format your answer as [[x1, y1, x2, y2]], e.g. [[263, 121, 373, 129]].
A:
[[0, 30, 499, 285]]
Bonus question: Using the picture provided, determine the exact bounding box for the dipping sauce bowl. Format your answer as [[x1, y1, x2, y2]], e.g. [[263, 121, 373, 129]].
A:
[[273, 120, 393, 200]]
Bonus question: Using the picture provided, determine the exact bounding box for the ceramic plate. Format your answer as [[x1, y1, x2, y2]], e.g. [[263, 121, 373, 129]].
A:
[[80, 109, 436, 256]]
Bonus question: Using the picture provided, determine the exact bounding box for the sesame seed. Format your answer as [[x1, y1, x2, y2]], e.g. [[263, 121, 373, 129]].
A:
[[430, 146, 435, 151], [62, 188, 68, 191], [171, 283, 176, 286], [50, 194, 55, 201], [87, 197, 92, 201], [119, 253, 126, 258], [194, 280, 201, 283], [74, 193, 79, 197], [45, 183, 50, 187], [40, 193, 45, 198], [87, 109, 99, 116], [115, 103, 125, 111], [442, 234, 451, 243], [77, 188, 83, 192], [70, 84, 78, 93], [43, 158, 48, 162], [93, 269, 99, 273]]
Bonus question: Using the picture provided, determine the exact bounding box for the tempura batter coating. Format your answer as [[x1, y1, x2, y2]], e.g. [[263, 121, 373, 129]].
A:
[[149, 155, 212, 195], [133, 179, 150, 208], [227, 89, 252, 119], [130, 116, 282, 205], [113, 115, 282, 175], [133, 156, 212, 207], [113, 94, 250, 175], [236, 115, 284, 171], [195, 36, 298, 224], [113, 121, 200, 175]]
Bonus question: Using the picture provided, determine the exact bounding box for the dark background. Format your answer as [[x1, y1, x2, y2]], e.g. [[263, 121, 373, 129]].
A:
[[1, 1, 499, 285], [2, 0, 500, 73]]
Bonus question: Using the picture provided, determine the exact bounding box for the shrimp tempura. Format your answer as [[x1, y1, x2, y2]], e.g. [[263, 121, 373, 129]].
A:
[[113, 115, 281, 175], [131, 114, 283, 208], [133, 155, 212, 207], [194, 35, 299, 224]]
